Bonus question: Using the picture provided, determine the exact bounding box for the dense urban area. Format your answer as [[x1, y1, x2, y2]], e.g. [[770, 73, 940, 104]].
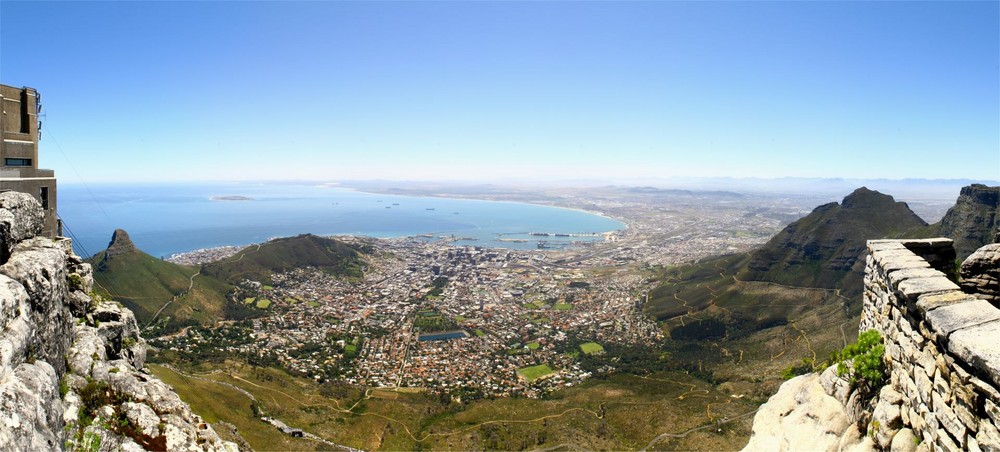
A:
[[152, 189, 827, 398]]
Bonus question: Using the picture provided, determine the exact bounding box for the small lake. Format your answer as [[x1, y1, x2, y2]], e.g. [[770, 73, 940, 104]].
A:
[[57, 182, 625, 258]]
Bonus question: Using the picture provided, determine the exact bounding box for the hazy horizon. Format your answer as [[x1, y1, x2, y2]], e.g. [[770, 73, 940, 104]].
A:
[[2, 1, 997, 184]]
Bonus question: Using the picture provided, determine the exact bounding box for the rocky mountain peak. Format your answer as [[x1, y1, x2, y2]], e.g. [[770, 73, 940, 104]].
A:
[[105, 228, 136, 258], [940, 184, 1000, 260], [742, 186, 927, 297], [841, 187, 898, 210], [961, 183, 1000, 205]]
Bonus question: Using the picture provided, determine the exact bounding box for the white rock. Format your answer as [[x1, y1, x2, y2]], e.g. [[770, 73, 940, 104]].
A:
[[742, 374, 851, 452]]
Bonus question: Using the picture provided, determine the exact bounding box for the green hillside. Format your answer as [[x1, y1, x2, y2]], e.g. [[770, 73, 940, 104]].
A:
[[201, 234, 365, 284], [89, 230, 218, 325], [89, 231, 366, 332]]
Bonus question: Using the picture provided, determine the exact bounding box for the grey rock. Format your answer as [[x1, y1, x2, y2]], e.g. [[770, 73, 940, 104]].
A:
[[916, 291, 980, 314], [897, 276, 961, 300], [915, 367, 933, 405], [891, 428, 918, 452], [0, 192, 44, 263], [0, 192, 238, 452], [937, 430, 962, 452], [962, 244, 1000, 307], [970, 434, 984, 452], [880, 385, 904, 405], [949, 321, 1000, 388], [872, 398, 902, 449], [925, 299, 1000, 340], [0, 241, 71, 372], [741, 374, 850, 452], [979, 419, 1000, 452], [890, 267, 951, 291], [934, 391, 967, 443], [836, 423, 874, 452], [122, 401, 161, 438], [820, 364, 852, 405], [0, 361, 62, 451], [66, 290, 92, 317]]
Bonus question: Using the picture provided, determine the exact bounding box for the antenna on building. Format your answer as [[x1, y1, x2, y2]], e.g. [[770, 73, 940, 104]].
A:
[[37, 100, 44, 142]]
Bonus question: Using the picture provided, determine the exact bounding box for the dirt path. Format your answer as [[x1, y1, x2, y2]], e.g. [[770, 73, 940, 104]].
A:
[[146, 269, 200, 328], [639, 408, 759, 451]]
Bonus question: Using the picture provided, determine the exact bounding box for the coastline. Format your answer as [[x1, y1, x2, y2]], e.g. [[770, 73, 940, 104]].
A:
[[66, 182, 631, 259], [333, 186, 632, 233]]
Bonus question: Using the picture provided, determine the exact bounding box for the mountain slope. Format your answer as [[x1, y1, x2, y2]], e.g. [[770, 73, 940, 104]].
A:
[[89, 229, 209, 322], [201, 233, 365, 284], [938, 184, 1000, 260], [90, 231, 367, 331], [643, 187, 933, 386], [739, 187, 927, 297]]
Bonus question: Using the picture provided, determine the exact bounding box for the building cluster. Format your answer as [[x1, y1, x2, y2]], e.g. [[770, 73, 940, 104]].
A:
[[151, 185, 821, 399], [154, 235, 661, 397]]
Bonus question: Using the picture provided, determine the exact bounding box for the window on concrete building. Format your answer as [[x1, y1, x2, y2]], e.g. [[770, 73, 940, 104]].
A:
[[40, 187, 48, 210], [4, 158, 31, 167]]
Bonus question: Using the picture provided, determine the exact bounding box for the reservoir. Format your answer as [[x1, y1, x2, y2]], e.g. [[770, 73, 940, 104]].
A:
[[417, 331, 469, 341], [58, 182, 625, 258]]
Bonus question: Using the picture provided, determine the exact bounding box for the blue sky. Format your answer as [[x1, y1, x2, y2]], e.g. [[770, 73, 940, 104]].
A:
[[2, 1, 997, 183]]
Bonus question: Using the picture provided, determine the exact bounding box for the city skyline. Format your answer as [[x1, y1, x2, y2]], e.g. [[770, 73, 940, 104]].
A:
[[1, 1, 997, 184]]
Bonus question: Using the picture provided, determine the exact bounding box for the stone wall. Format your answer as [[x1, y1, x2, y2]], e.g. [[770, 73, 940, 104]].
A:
[[862, 238, 1000, 451], [0, 192, 238, 451]]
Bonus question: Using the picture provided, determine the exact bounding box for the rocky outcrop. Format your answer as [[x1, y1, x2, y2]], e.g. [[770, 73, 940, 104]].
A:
[[961, 244, 1000, 307], [0, 193, 45, 263], [743, 372, 871, 451], [97, 229, 137, 267], [939, 184, 1000, 260], [0, 192, 236, 451]]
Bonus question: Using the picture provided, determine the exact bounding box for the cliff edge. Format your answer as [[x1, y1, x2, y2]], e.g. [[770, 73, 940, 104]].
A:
[[0, 192, 237, 451]]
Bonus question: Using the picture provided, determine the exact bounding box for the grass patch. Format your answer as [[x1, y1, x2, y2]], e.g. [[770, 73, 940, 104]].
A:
[[517, 364, 555, 382], [554, 303, 573, 310], [474, 329, 486, 338], [255, 299, 271, 309], [307, 301, 320, 308], [243, 297, 255, 305], [580, 342, 605, 355], [527, 342, 541, 350]]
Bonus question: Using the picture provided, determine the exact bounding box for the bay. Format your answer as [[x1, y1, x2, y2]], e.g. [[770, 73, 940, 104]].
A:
[[57, 182, 625, 258]]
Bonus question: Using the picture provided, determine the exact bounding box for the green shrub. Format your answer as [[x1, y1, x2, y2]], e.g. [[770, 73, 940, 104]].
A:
[[67, 273, 83, 291], [832, 330, 886, 394], [781, 357, 815, 380]]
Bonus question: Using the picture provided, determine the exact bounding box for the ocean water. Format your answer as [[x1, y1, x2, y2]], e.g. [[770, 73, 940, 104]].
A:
[[57, 183, 625, 258]]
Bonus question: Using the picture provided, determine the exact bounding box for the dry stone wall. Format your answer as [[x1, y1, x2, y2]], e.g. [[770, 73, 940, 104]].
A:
[[863, 238, 1000, 451]]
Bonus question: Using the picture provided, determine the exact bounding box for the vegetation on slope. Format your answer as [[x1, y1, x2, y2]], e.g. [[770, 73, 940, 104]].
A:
[[740, 187, 928, 298], [90, 231, 366, 331], [202, 234, 365, 284], [89, 229, 223, 326]]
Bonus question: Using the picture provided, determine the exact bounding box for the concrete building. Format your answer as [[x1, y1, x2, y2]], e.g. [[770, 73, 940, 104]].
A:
[[0, 84, 58, 237]]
